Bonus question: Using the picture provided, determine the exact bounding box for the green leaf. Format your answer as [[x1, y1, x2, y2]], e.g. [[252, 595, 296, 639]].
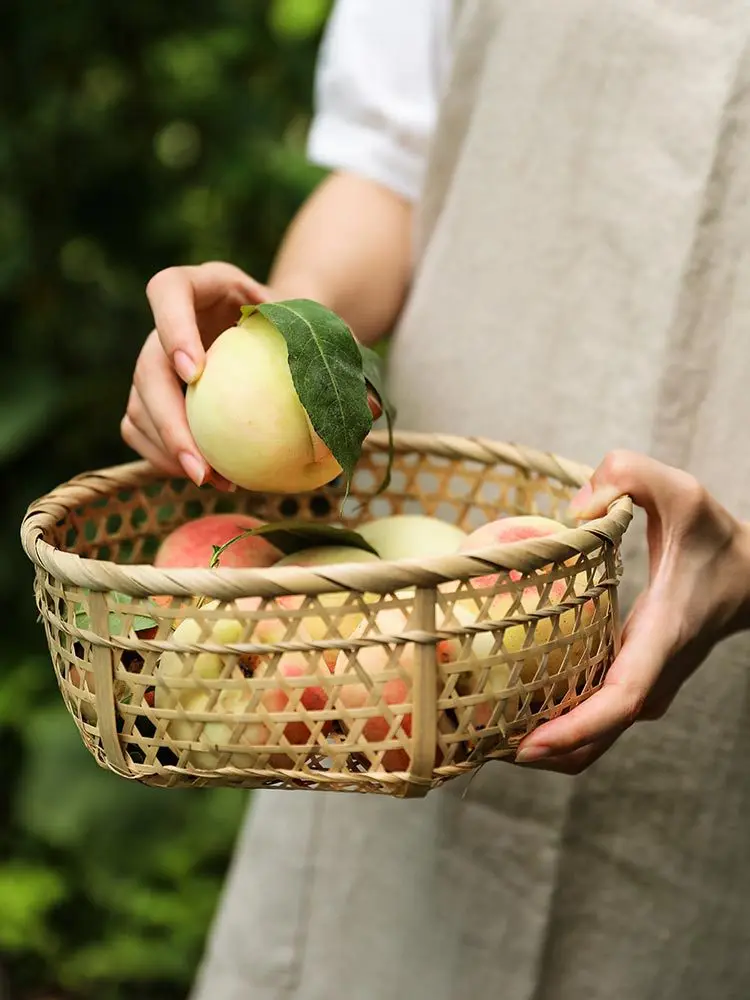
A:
[[357, 342, 396, 494], [245, 299, 372, 497], [74, 591, 157, 635], [210, 519, 378, 567]]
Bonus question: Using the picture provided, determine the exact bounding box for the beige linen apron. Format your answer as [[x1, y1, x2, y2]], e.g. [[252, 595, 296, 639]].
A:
[[192, 3, 750, 997]]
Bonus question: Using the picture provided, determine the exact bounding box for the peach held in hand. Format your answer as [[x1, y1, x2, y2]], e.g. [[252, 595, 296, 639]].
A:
[[186, 312, 342, 493]]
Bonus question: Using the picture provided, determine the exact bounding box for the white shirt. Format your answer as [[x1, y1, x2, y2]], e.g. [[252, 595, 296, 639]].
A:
[[306, 0, 453, 203]]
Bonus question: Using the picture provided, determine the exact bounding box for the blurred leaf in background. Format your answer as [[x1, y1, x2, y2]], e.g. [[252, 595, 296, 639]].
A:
[[1, 1, 331, 997]]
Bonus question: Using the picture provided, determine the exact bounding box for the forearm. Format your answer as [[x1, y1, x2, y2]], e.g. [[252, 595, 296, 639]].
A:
[[268, 170, 413, 345]]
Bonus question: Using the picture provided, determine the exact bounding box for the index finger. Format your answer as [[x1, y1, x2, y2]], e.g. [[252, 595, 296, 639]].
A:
[[146, 267, 206, 385]]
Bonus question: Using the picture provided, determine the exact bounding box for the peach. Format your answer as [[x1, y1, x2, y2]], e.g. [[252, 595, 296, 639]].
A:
[[185, 313, 342, 493], [155, 513, 282, 571], [274, 545, 381, 667], [274, 545, 381, 570], [155, 603, 332, 769], [442, 513, 597, 721], [461, 514, 565, 549], [459, 515, 566, 588], [153, 513, 282, 609], [357, 514, 467, 561], [457, 515, 597, 688], [464, 575, 596, 690], [437, 603, 519, 731], [333, 608, 457, 773], [194, 656, 330, 770]]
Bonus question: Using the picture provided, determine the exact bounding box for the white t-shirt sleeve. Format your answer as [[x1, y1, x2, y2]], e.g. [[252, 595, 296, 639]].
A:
[[307, 0, 452, 203]]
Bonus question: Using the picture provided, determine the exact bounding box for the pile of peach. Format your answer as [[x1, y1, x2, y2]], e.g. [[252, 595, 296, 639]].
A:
[[138, 510, 593, 774]]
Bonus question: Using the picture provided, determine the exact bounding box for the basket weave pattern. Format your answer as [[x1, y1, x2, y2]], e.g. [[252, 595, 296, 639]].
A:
[[21, 432, 632, 797]]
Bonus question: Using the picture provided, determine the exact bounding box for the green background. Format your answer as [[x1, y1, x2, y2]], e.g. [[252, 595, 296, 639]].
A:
[[2, 2, 331, 996]]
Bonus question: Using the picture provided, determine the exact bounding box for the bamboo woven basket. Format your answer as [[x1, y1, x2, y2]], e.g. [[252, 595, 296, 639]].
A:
[[21, 431, 632, 798]]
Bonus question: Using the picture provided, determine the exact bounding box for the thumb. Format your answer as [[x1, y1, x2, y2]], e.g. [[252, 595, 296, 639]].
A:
[[568, 450, 687, 522]]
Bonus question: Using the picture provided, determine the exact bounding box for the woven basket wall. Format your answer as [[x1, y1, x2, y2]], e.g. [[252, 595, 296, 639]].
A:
[[21, 431, 632, 798]]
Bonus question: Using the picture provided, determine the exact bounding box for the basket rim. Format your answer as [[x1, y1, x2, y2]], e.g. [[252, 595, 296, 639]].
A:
[[20, 430, 633, 599]]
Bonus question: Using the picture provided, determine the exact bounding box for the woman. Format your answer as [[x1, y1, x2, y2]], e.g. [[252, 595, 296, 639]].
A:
[[124, 2, 750, 997]]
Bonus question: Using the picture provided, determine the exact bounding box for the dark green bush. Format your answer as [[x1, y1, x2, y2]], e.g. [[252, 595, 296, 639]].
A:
[[1, 2, 330, 996]]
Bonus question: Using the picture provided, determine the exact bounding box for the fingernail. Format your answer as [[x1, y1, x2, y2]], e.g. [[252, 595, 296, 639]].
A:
[[515, 745, 552, 764], [174, 350, 200, 384], [179, 452, 207, 487]]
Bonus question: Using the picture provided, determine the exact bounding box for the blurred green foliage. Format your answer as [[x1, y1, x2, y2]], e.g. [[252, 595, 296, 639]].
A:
[[1, 2, 331, 997]]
